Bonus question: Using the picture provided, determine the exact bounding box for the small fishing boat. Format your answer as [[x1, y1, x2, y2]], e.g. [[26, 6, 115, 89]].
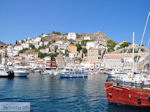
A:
[[13, 69, 30, 77], [60, 70, 88, 78], [0, 65, 14, 78], [9, 67, 30, 77]]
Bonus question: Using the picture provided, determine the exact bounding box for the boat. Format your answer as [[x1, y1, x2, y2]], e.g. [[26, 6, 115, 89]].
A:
[[105, 12, 150, 108], [0, 66, 14, 78], [0, 49, 14, 78], [60, 70, 88, 78], [105, 81, 150, 108], [52, 69, 61, 76], [13, 69, 30, 77], [8, 67, 30, 77], [40, 68, 53, 75], [0, 65, 14, 78]]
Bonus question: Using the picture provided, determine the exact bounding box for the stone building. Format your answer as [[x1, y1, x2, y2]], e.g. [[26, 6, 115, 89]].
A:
[[87, 48, 105, 64], [55, 54, 65, 68]]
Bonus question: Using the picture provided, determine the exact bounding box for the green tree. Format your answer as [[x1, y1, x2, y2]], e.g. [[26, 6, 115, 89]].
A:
[[64, 33, 68, 35], [49, 52, 59, 61], [19, 48, 29, 53], [81, 40, 89, 46], [30, 44, 36, 50], [52, 31, 56, 34], [82, 48, 87, 54], [107, 40, 117, 52], [65, 50, 69, 56], [76, 58, 83, 63], [120, 42, 129, 48], [51, 39, 56, 43], [38, 52, 48, 58], [55, 32, 61, 35], [141, 48, 145, 52], [76, 44, 82, 52], [134, 55, 140, 62]]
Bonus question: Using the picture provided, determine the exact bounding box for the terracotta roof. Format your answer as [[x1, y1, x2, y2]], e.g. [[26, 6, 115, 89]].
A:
[[105, 55, 122, 59], [37, 62, 45, 64], [105, 54, 146, 59]]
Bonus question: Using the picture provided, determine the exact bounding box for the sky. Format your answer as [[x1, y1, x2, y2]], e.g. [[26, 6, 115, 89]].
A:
[[0, 0, 150, 45]]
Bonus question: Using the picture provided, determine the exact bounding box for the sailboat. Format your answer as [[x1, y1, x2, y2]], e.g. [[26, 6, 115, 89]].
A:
[[105, 12, 150, 108]]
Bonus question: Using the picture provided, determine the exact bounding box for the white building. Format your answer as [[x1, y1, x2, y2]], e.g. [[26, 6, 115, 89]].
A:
[[84, 36, 91, 40], [69, 52, 77, 58], [40, 48, 50, 54], [44, 56, 51, 61], [80, 62, 90, 70], [7, 45, 23, 57], [86, 41, 96, 49], [22, 43, 30, 48], [43, 41, 49, 46], [33, 37, 41, 43], [67, 32, 76, 40], [14, 45, 23, 51], [41, 34, 48, 37], [34, 42, 43, 49]]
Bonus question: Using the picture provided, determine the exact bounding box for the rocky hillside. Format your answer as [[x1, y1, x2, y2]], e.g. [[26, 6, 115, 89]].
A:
[[79, 31, 110, 41], [42, 31, 110, 43]]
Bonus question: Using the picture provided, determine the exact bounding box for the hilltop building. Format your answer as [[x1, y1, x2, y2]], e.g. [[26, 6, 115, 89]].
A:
[[84, 36, 91, 40], [67, 32, 76, 40]]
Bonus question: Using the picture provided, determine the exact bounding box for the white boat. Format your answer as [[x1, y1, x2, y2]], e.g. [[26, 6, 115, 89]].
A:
[[60, 70, 88, 78], [14, 69, 30, 77], [108, 32, 150, 84], [0, 65, 9, 77], [9, 67, 30, 77], [53, 70, 60, 76], [0, 65, 14, 77], [41, 68, 53, 75]]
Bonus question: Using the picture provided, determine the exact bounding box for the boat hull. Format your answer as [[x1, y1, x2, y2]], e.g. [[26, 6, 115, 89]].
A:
[[0, 71, 15, 78], [0, 72, 9, 77], [105, 82, 150, 107], [14, 72, 30, 77], [60, 74, 88, 78]]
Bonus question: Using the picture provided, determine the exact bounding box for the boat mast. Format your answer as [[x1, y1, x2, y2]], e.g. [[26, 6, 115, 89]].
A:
[[132, 32, 135, 74], [147, 38, 150, 49], [136, 12, 150, 62]]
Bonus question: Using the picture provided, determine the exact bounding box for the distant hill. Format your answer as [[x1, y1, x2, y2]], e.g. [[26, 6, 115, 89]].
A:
[[42, 31, 111, 45]]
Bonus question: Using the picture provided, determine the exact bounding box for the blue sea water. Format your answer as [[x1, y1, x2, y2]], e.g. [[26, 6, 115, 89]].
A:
[[0, 74, 149, 112]]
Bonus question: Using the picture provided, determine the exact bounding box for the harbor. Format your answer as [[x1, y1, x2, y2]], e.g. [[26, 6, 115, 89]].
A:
[[0, 73, 149, 112], [1, 0, 150, 111]]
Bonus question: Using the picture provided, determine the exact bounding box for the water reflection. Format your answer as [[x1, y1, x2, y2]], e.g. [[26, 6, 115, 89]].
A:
[[0, 74, 149, 112]]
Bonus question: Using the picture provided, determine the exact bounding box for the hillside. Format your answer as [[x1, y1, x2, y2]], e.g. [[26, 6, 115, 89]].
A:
[[42, 31, 110, 43]]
